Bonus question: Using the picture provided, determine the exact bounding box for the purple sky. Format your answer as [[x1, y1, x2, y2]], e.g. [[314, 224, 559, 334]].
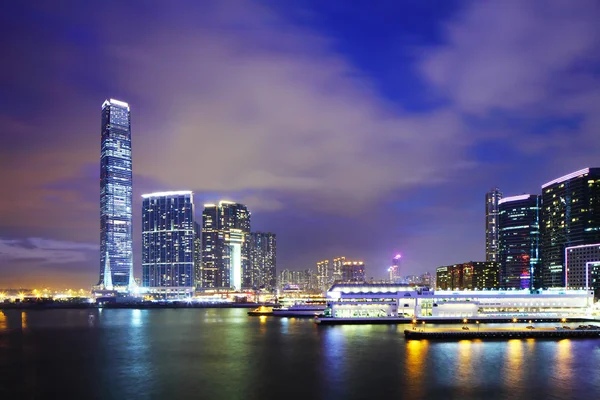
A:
[[1, 0, 600, 289]]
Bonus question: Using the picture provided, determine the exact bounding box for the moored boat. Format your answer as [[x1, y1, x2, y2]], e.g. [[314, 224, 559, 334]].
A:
[[247, 305, 274, 316]]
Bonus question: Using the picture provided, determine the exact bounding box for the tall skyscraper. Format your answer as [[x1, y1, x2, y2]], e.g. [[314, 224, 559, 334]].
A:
[[316, 260, 330, 292], [541, 168, 600, 287], [565, 244, 600, 290], [485, 188, 503, 262], [99, 99, 133, 290], [332, 256, 345, 284], [142, 191, 196, 289], [341, 261, 365, 283], [498, 194, 540, 289], [250, 232, 277, 291], [388, 254, 402, 283], [201, 201, 251, 290]]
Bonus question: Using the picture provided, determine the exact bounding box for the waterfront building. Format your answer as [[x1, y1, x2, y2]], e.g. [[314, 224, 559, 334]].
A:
[[99, 99, 133, 291], [436, 262, 499, 290], [485, 188, 503, 262], [201, 201, 251, 290], [317, 260, 330, 292], [249, 232, 277, 291], [142, 191, 196, 290], [341, 261, 366, 283], [278, 269, 317, 291], [325, 283, 594, 319], [388, 254, 402, 283], [332, 257, 345, 284], [541, 168, 600, 288], [498, 194, 541, 289], [565, 244, 600, 291]]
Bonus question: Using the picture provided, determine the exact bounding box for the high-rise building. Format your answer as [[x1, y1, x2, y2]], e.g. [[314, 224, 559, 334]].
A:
[[201, 201, 251, 290], [485, 188, 503, 262], [341, 261, 365, 283], [436, 262, 499, 290], [142, 191, 196, 289], [541, 168, 600, 288], [498, 194, 541, 289], [565, 244, 600, 291], [250, 232, 276, 291], [316, 260, 330, 292], [99, 99, 133, 290], [332, 257, 345, 284], [388, 254, 402, 283]]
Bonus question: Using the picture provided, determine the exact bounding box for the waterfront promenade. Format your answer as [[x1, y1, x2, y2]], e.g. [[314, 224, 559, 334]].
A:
[[404, 326, 600, 340]]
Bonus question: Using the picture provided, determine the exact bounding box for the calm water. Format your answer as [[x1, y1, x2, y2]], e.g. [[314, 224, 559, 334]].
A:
[[1, 309, 599, 400]]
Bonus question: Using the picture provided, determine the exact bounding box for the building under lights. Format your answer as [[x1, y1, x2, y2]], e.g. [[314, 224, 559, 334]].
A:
[[99, 99, 134, 291], [201, 201, 251, 290], [436, 262, 499, 290], [388, 254, 402, 283], [485, 187, 503, 263], [249, 232, 277, 291], [541, 168, 600, 288], [316, 260, 330, 292], [565, 244, 600, 292], [498, 194, 540, 289], [332, 257, 345, 284], [341, 261, 365, 283], [324, 283, 594, 319], [141, 191, 197, 294]]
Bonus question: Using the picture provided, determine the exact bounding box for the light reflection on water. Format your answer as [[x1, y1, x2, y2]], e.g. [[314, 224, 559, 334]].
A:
[[0, 310, 599, 399]]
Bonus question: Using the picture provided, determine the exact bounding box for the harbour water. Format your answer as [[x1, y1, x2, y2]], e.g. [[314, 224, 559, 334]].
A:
[[1, 308, 599, 399]]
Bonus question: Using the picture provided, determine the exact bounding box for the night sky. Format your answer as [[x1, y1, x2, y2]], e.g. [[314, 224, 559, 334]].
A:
[[1, 0, 599, 289]]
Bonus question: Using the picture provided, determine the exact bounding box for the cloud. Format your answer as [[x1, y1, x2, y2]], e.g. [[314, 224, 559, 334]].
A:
[[0, 238, 97, 264]]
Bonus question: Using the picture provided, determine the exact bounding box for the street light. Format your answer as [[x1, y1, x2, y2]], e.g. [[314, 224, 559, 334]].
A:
[[422, 321, 425, 332], [512, 317, 517, 328], [412, 318, 417, 330], [476, 320, 480, 333]]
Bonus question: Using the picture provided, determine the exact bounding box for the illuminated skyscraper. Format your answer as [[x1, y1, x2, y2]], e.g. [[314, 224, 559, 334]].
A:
[[388, 254, 402, 283], [541, 168, 600, 287], [341, 261, 365, 283], [436, 262, 499, 290], [142, 191, 196, 289], [332, 256, 345, 284], [485, 188, 503, 262], [201, 201, 251, 290], [250, 232, 277, 291], [99, 99, 133, 290], [316, 260, 330, 292], [498, 194, 540, 289]]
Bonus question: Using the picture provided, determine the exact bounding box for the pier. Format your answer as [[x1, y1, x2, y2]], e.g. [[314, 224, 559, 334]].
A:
[[403, 327, 600, 340]]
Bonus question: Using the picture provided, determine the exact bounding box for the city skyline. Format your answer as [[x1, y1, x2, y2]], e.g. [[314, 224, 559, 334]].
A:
[[2, 1, 600, 289]]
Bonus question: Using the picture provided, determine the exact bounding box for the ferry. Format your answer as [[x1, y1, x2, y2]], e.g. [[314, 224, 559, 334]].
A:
[[272, 302, 327, 318], [247, 305, 274, 316]]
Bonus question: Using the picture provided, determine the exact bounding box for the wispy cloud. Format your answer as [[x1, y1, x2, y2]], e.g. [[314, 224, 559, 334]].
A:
[[0, 238, 97, 264]]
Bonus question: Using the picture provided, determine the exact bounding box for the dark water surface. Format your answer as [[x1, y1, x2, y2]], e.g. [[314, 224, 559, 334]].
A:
[[1, 308, 599, 400]]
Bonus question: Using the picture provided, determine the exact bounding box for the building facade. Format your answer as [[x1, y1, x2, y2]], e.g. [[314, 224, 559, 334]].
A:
[[541, 168, 600, 288], [250, 232, 277, 291], [341, 261, 365, 283], [485, 188, 503, 262], [436, 262, 499, 290], [565, 243, 600, 291], [99, 99, 133, 290], [142, 191, 196, 289], [332, 257, 345, 284], [317, 260, 330, 292], [498, 194, 541, 289], [388, 254, 402, 283], [201, 201, 251, 290]]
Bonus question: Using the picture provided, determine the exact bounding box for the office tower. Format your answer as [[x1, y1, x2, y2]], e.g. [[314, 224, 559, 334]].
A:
[[485, 188, 503, 262], [194, 222, 202, 288], [541, 168, 600, 288], [565, 244, 600, 290], [317, 260, 330, 292], [250, 232, 277, 291], [341, 261, 366, 283], [436, 262, 499, 290], [420, 272, 433, 287], [388, 254, 402, 283], [142, 191, 196, 288], [201, 201, 251, 290], [498, 194, 541, 290], [332, 257, 345, 284], [99, 99, 133, 290]]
